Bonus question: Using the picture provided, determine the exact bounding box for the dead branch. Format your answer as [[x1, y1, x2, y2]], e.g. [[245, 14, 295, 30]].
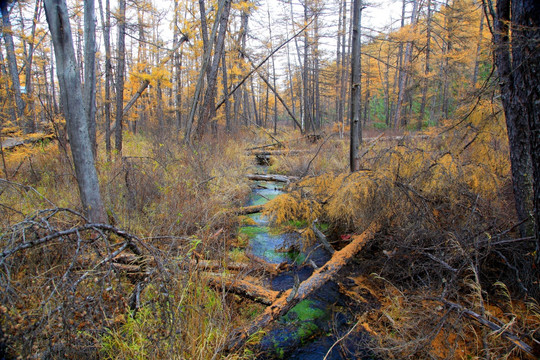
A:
[[0, 223, 143, 262], [312, 220, 335, 254], [440, 299, 536, 357]]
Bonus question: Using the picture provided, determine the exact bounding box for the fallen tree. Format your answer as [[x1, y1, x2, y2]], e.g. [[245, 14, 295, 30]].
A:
[[207, 276, 279, 305], [223, 222, 379, 352], [234, 204, 264, 215], [246, 174, 298, 183]]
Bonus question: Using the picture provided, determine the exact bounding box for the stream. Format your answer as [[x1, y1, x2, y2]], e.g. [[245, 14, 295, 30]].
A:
[[238, 165, 375, 360]]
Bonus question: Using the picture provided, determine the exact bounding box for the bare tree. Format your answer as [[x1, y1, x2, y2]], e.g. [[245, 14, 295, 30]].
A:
[[350, 0, 363, 172], [43, 0, 107, 223], [115, 0, 126, 153]]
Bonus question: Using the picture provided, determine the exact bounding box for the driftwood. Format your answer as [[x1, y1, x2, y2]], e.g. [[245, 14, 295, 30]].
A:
[[246, 174, 298, 183], [224, 223, 379, 352], [207, 276, 279, 305], [441, 299, 536, 357]]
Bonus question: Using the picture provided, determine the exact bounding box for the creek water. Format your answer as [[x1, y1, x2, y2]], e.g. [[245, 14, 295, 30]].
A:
[[239, 167, 375, 360]]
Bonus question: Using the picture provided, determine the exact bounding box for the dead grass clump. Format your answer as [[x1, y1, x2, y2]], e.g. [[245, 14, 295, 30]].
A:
[[353, 275, 540, 359]]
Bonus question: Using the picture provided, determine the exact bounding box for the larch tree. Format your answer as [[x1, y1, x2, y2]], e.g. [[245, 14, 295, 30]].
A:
[[43, 0, 106, 223]]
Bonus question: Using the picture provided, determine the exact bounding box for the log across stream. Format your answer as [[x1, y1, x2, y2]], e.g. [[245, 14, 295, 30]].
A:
[[235, 165, 376, 359]]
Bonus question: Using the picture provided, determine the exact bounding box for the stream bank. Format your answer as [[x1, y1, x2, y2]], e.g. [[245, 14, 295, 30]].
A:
[[237, 165, 378, 359]]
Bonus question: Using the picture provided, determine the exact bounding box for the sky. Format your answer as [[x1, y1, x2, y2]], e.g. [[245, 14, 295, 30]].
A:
[[245, 0, 404, 77]]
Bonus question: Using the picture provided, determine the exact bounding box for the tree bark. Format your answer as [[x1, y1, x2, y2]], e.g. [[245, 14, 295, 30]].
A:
[[44, 0, 106, 223], [507, 0, 540, 248]]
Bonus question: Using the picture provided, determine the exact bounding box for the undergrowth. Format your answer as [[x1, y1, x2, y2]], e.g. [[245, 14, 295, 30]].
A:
[[0, 131, 256, 359], [263, 99, 540, 358]]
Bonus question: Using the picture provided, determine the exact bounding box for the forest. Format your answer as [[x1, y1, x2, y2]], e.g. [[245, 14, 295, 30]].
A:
[[0, 0, 539, 358]]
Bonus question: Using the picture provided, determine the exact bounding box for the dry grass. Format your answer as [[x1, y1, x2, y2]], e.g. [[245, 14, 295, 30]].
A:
[[0, 130, 260, 359]]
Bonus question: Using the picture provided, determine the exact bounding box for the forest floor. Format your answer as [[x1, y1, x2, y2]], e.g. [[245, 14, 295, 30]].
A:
[[0, 124, 539, 359]]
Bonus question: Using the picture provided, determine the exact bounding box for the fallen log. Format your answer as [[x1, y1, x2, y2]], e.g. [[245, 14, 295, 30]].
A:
[[250, 150, 309, 157], [246, 174, 298, 183], [224, 222, 379, 352], [0, 134, 56, 150], [234, 204, 264, 215], [207, 276, 280, 305]]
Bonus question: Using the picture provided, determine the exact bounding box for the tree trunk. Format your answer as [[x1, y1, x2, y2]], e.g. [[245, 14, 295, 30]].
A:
[[303, 1, 312, 132], [44, 0, 106, 223], [394, 0, 418, 128], [1, 3, 27, 132], [511, 0, 540, 258], [222, 51, 231, 133], [313, 12, 321, 130], [97, 0, 112, 156], [115, 0, 126, 153], [23, 0, 41, 134], [84, 0, 97, 156], [350, 0, 363, 172], [418, 0, 432, 131], [173, 0, 183, 131], [339, 0, 348, 135], [491, 0, 534, 239], [195, 0, 231, 139], [472, 8, 485, 87]]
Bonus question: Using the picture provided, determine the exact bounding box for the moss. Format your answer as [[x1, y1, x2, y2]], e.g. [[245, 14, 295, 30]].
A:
[[284, 300, 326, 322], [296, 322, 320, 343]]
